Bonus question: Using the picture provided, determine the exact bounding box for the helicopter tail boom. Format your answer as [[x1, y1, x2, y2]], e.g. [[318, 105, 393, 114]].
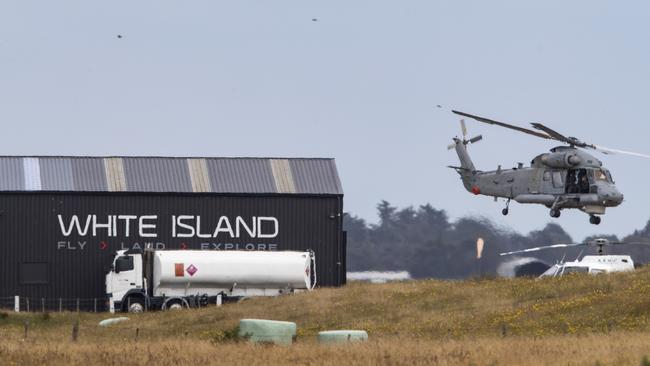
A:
[[452, 138, 476, 173]]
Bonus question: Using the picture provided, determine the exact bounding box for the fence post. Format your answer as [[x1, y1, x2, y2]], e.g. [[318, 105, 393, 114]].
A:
[[72, 319, 79, 342], [26, 298, 30, 312], [59, 298, 62, 313], [23, 321, 28, 339], [76, 298, 80, 312], [216, 293, 222, 307], [41, 298, 45, 313], [109, 297, 115, 314], [94, 298, 97, 313], [14, 296, 19, 312]]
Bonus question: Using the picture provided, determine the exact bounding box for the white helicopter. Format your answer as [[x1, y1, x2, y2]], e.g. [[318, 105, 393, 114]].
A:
[[499, 238, 648, 278]]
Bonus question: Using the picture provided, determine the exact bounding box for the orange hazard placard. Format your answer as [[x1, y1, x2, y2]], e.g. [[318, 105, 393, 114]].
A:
[[175, 263, 184, 277]]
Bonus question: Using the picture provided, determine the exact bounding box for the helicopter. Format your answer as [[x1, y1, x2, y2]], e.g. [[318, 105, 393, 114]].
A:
[[447, 110, 650, 225], [499, 238, 650, 277]]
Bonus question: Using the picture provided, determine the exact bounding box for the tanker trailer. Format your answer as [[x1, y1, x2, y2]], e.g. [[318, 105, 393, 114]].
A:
[[106, 249, 315, 313]]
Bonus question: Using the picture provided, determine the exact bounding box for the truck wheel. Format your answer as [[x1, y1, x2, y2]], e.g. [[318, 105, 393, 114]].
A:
[[168, 303, 183, 310], [165, 299, 185, 311], [127, 299, 145, 313]]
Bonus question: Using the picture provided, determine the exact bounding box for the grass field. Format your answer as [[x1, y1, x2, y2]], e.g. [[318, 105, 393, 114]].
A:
[[3, 268, 650, 365]]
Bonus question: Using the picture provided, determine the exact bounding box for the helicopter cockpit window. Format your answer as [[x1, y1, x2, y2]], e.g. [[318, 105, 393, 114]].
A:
[[594, 169, 611, 183]]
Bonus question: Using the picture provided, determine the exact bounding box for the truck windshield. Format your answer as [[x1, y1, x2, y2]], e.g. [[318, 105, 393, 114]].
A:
[[115, 256, 134, 272]]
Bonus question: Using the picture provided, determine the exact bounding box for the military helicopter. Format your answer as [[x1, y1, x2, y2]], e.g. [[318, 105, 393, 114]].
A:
[[499, 238, 650, 277], [447, 110, 650, 225]]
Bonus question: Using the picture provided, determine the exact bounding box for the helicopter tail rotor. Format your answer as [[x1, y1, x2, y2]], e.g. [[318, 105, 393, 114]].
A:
[[448, 119, 483, 150]]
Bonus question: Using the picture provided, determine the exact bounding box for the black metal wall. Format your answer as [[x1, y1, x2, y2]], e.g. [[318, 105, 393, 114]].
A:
[[0, 193, 344, 301]]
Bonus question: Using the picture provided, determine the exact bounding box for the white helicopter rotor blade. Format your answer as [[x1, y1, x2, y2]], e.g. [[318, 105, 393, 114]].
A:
[[614, 241, 650, 246], [500, 243, 583, 256], [593, 145, 650, 159], [460, 119, 467, 139]]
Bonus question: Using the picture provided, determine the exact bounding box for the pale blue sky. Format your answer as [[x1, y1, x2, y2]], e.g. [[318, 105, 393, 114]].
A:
[[1, 1, 649, 241]]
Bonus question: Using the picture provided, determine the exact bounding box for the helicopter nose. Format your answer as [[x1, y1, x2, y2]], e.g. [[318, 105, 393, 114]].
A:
[[598, 185, 623, 205], [606, 190, 624, 205]]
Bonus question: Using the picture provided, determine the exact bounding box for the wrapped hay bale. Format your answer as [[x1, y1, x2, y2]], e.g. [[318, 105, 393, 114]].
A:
[[318, 330, 368, 344], [98, 317, 130, 327], [238, 319, 297, 345]]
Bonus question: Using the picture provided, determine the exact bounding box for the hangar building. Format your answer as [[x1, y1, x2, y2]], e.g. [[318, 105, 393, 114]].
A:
[[0, 156, 344, 309]]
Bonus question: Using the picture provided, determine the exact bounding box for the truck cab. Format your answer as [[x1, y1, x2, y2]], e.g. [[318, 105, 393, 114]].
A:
[[106, 250, 145, 312]]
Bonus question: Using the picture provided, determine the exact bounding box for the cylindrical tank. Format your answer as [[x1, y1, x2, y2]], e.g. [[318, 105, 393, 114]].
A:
[[152, 250, 312, 294]]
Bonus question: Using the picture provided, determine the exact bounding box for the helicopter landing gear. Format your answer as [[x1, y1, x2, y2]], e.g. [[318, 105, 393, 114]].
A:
[[589, 215, 601, 225], [549, 209, 561, 218], [502, 199, 510, 216]]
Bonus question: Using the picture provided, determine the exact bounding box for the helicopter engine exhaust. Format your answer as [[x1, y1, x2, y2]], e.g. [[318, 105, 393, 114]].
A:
[[540, 152, 582, 168]]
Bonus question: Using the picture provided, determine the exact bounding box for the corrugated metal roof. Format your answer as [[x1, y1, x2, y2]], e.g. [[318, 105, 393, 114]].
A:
[[270, 159, 296, 194], [123, 158, 193, 192], [290, 159, 342, 195], [0, 158, 24, 190], [71, 158, 107, 191], [40, 157, 74, 191], [0, 156, 343, 195]]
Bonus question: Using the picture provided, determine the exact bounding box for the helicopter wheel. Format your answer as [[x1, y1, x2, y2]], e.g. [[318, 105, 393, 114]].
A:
[[589, 215, 601, 225], [502, 208, 509, 216], [549, 209, 561, 218]]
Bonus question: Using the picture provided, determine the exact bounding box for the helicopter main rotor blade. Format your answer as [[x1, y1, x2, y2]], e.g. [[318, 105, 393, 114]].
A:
[[530, 123, 577, 145], [499, 243, 584, 256], [452, 110, 554, 140], [592, 145, 650, 159], [453, 110, 650, 160], [608, 241, 650, 246]]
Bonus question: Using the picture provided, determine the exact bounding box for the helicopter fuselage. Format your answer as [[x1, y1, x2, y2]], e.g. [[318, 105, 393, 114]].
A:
[[539, 255, 634, 278], [451, 140, 624, 224]]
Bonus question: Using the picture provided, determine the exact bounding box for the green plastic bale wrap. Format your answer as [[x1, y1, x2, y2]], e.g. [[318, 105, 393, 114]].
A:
[[318, 330, 368, 344], [98, 317, 130, 327], [238, 319, 297, 345]]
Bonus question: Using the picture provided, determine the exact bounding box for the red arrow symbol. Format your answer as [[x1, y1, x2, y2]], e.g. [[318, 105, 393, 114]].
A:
[[99, 241, 108, 250]]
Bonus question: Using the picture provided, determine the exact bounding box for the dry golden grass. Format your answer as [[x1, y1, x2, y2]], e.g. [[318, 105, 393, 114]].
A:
[[3, 268, 650, 365], [2, 334, 650, 366]]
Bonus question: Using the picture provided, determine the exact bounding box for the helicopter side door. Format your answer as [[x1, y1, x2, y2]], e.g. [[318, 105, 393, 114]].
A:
[[540, 169, 565, 194], [565, 169, 591, 194], [529, 168, 543, 194]]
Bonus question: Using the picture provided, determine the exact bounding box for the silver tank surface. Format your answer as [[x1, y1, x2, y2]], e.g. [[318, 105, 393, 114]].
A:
[[152, 250, 312, 297]]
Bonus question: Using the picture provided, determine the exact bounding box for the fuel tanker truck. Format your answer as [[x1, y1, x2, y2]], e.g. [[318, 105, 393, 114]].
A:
[[106, 249, 316, 313]]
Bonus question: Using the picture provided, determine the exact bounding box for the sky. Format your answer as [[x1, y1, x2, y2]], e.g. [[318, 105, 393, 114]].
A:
[[1, 1, 649, 241]]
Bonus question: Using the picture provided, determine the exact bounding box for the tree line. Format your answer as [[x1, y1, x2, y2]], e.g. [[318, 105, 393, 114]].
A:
[[345, 201, 650, 278]]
